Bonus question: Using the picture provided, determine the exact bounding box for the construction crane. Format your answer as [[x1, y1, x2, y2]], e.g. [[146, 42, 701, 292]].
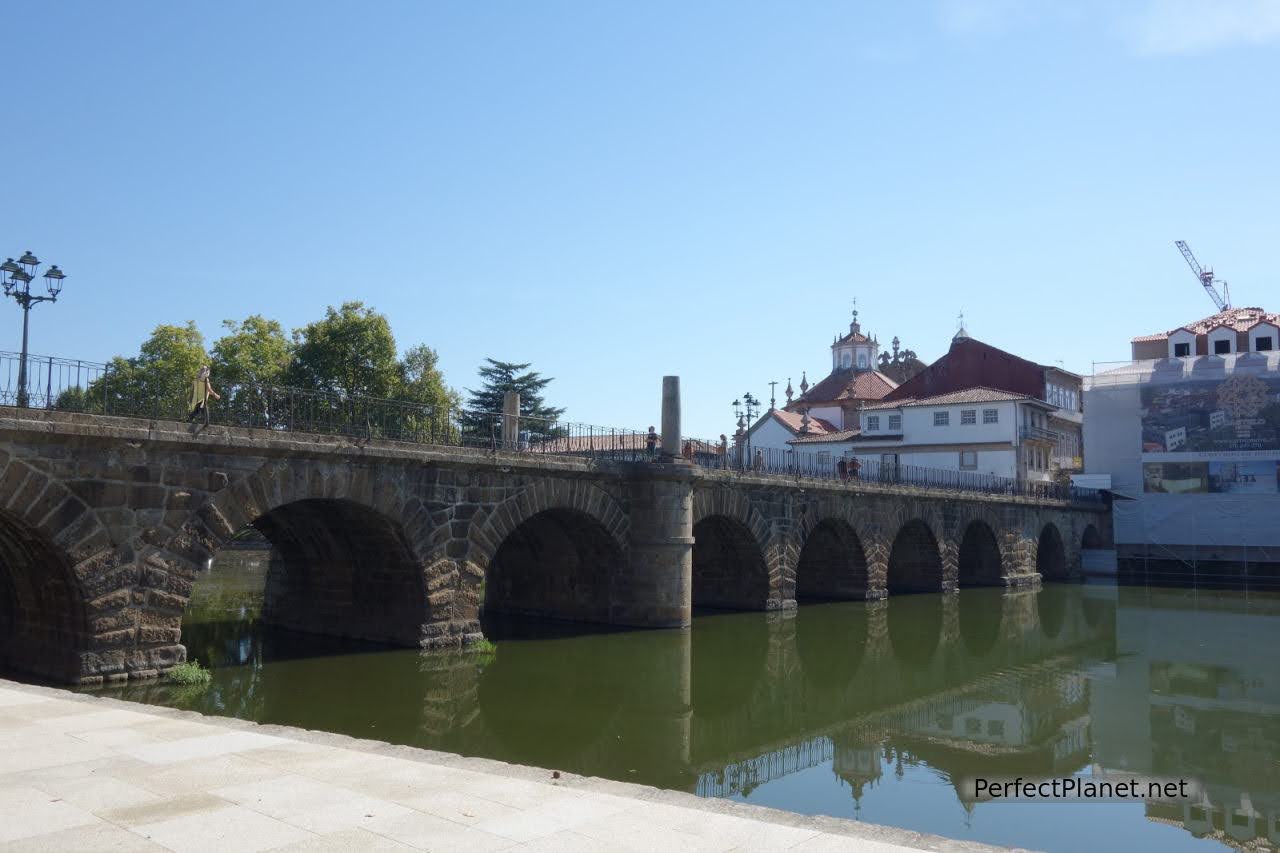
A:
[[1174, 240, 1231, 311]]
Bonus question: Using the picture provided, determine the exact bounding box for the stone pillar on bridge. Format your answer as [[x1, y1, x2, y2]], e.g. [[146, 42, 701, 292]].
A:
[[660, 375, 681, 462], [617, 465, 695, 629], [501, 391, 520, 450]]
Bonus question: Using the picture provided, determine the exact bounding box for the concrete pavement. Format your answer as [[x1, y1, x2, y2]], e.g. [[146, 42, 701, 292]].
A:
[[0, 678, 1018, 852]]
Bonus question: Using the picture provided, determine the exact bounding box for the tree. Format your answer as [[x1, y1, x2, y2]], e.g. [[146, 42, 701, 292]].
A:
[[211, 315, 293, 387], [74, 323, 208, 419], [289, 302, 400, 399], [399, 344, 458, 410], [209, 315, 294, 428], [463, 358, 565, 441]]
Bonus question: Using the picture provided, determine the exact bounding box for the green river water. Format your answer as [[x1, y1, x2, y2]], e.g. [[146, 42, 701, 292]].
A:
[[90, 550, 1280, 852]]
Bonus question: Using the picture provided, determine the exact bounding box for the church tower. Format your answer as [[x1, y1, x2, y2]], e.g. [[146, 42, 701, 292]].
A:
[[831, 306, 880, 372]]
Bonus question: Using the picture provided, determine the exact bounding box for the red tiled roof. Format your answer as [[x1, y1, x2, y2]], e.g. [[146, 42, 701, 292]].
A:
[[835, 329, 873, 345], [793, 369, 897, 406], [766, 408, 838, 435], [1131, 307, 1280, 343], [883, 336, 1048, 402], [861, 387, 1034, 410], [789, 429, 859, 444]]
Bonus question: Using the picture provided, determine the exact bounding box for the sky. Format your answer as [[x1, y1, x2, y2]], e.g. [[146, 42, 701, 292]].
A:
[[2, 0, 1279, 437]]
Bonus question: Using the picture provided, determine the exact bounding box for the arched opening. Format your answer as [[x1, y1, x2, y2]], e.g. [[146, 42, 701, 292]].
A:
[[692, 611, 767, 720], [958, 587, 1005, 657], [957, 521, 1004, 587], [887, 594, 944, 669], [797, 602, 867, 690], [0, 511, 87, 683], [183, 498, 428, 668], [485, 508, 621, 625], [1082, 525, 1103, 550], [887, 520, 943, 594], [796, 519, 869, 601], [692, 515, 768, 610], [1036, 524, 1068, 582], [1036, 585, 1068, 639]]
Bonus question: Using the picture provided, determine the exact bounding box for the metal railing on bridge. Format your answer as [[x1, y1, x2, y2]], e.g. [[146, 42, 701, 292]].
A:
[[0, 352, 1103, 503], [0, 351, 648, 459], [679, 437, 1104, 504]]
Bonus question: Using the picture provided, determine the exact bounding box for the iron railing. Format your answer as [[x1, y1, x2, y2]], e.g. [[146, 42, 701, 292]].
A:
[[0, 351, 1103, 502], [697, 440, 1103, 503], [0, 351, 647, 458]]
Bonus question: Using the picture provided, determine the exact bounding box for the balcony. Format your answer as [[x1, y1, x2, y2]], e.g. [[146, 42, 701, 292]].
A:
[[1020, 424, 1059, 443]]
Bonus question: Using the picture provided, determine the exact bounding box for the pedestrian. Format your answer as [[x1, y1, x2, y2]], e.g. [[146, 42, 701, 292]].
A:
[[187, 365, 221, 426], [753, 448, 764, 472], [645, 425, 657, 460], [682, 440, 695, 461], [850, 457, 861, 479], [718, 434, 728, 469], [837, 458, 848, 481]]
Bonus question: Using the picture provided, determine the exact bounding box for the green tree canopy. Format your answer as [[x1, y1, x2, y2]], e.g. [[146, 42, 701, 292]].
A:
[[289, 301, 400, 398], [83, 322, 209, 418], [399, 344, 459, 411], [211, 315, 293, 387], [465, 359, 565, 425]]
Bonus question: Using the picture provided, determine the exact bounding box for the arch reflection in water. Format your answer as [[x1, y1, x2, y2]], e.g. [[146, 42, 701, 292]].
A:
[[101, 569, 1280, 853]]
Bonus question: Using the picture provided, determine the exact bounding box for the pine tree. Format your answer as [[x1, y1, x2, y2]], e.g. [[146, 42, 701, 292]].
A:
[[463, 358, 565, 441]]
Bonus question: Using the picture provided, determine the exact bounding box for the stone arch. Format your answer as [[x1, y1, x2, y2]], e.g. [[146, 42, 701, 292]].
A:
[[791, 501, 880, 602], [1036, 522, 1069, 582], [795, 518, 871, 601], [956, 519, 1004, 587], [469, 478, 629, 572], [483, 507, 625, 625], [0, 455, 119, 684], [160, 459, 447, 650], [1082, 524, 1104, 550], [692, 514, 770, 610], [887, 518, 945, 594]]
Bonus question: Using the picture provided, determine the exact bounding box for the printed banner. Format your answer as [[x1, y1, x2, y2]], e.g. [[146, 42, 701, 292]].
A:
[[1141, 374, 1280, 453]]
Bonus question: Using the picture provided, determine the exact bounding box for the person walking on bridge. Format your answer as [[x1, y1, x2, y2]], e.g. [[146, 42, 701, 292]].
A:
[[187, 365, 221, 426]]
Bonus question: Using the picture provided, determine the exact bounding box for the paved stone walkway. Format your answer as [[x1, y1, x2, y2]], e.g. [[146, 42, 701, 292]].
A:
[[0, 679, 1013, 852]]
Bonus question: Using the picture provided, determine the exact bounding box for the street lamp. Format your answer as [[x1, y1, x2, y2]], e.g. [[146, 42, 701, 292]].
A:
[[732, 392, 762, 470], [2, 250, 69, 407]]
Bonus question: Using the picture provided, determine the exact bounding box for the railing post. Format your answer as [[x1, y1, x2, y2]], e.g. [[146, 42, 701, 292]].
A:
[[661, 376, 681, 462], [502, 391, 520, 450]]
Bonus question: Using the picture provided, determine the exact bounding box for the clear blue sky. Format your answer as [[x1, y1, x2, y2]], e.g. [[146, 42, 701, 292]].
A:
[[3, 1, 1278, 437]]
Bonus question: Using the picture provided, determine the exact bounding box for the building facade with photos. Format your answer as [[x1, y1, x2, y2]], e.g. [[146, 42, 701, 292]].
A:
[[1086, 305, 1280, 582]]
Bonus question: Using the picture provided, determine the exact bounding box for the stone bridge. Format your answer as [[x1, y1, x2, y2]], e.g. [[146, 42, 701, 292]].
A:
[[0, 407, 1109, 685]]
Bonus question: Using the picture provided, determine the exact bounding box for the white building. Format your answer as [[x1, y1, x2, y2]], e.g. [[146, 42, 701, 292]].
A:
[[791, 387, 1059, 482]]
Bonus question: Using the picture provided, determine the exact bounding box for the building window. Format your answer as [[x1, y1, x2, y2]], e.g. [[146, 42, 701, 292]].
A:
[[983, 408, 998, 424], [987, 720, 1005, 737], [934, 411, 949, 426], [841, 351, 852, 368], [866, 415, 880, 431], [1174, 342, 1191, 357], [1257, 336, 1274, 351], [1214, 338, 1231, 354], [961, 409, 976, 425], [960, 450, 977, 469], [888, 414, 901, 431], [858, 352, 868, 369]]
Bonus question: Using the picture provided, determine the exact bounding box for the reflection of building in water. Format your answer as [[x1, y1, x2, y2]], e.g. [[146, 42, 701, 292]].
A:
[[1091, 588, 1280, 850]]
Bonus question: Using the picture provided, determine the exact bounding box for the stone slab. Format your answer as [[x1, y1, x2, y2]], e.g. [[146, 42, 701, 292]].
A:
[[0, 679, 1025, 852]]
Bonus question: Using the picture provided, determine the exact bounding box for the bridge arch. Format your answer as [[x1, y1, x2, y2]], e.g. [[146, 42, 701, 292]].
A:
[[1082, 524, 1104, 550], [0, 457, 115, 684], [956, 519, 1004, 588], [691, 488, 772, 610], [887, 519, 945, 594], [483, 508, 624, 624], [1036, 522, 1069, 582], [163, 460, 445, 648], [795, 517, 871, 602]]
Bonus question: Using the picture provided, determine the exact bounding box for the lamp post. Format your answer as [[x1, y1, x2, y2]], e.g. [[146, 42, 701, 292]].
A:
[[1, 251, 67, 408], [732, 392, 761, 470]]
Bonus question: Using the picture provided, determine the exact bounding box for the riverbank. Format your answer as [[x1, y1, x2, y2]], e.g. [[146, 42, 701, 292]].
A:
[[0, 678, 1016, 852]]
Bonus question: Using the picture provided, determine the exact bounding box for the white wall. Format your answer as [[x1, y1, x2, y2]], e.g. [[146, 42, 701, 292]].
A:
[[807, 405, 845, 429], [1168, 329, 1196, 358], [1207, 326, 1236, 355], [747, 416, 796, 453], [1250, 323, 1279, 353]]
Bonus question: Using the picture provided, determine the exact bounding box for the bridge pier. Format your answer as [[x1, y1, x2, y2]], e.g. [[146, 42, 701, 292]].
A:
[[615, 466, 694, 628]]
